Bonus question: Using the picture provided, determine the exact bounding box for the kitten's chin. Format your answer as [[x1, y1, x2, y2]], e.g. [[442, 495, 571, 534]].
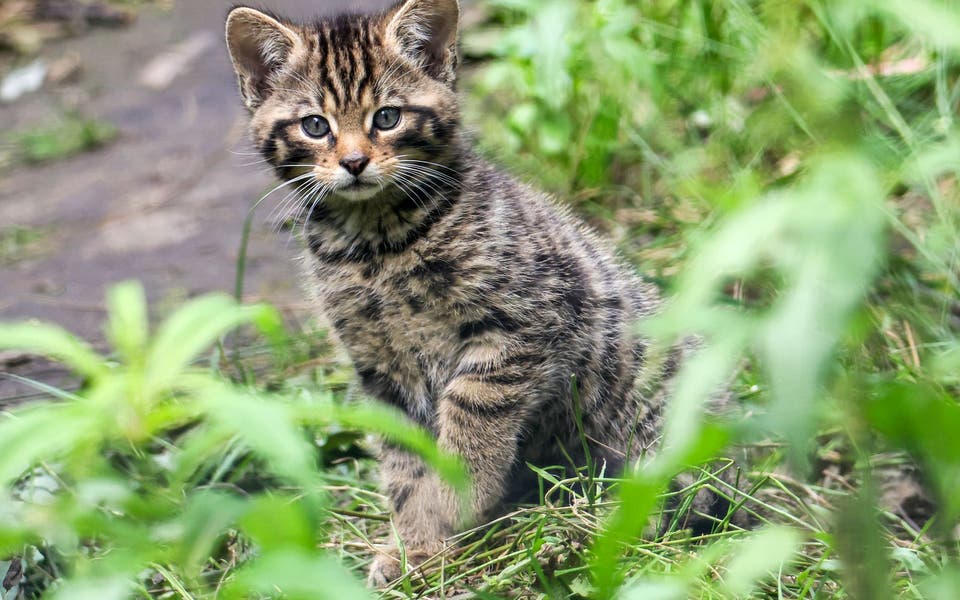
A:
[[333, 183, 382, 202]]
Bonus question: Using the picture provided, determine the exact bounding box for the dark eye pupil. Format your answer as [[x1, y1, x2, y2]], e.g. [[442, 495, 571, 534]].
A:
[[374, 108, 400, 130], [301, 116, 329, 138]]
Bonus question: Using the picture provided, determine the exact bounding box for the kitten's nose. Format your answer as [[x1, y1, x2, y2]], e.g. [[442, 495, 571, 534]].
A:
[[339, 152, 370, 177]]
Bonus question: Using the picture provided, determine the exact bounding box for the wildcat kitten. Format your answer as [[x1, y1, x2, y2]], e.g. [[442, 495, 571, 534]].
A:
[[226, 0, 694, 586]]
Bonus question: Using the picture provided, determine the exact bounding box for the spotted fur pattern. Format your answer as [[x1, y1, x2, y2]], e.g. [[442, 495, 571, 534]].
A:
[[227, 0, 701, 586]]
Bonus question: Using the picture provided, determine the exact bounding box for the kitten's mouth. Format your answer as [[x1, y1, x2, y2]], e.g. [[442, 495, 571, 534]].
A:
[[335, 180, 381, 201]]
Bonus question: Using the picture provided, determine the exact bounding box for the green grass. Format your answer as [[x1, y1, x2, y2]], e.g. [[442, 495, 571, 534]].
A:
[[458, 0, 960, 596], [1, 0, 960, 598], [6, 114, 117, 165], [0, 226, 47, 265]]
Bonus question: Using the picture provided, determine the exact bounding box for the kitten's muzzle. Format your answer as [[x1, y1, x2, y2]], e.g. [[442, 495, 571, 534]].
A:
[[340, 152, 370, 177]]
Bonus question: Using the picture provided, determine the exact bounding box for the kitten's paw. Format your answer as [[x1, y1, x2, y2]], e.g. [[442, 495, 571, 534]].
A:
[[367, 553, 399, 588], [366, 548, 433, 588]]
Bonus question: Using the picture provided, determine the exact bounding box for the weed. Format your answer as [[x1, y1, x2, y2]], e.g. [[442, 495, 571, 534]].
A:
[[0, 282, 465, 599], [0, 226, 46, 265], [7, 114, 117, 165]]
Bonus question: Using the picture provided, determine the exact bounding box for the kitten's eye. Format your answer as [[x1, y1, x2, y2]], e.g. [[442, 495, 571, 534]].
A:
[[301, 115, 330, 138], [373, 107, 401, 130]]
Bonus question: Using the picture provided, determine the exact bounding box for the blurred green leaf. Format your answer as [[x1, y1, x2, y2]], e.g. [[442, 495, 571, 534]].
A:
[[834, 484, 894, 600], [530, 0, 575, 110], [930, 344, 960, 384], [539, 113, 573, 155], [651, 154, 887, 470], [877, 0, 960, 50], [106, 281, 148, 365], [590, 473, 664, 599], [723, 527, 800, 596], [320, 401, 469, 492], [241, 494, 317, 554], [590, 423, 728, 598], [144, 295, 270, 395], [0, 323, 106, 380], [222, 550, 370, 600], [618, 581, 687, 600], [921, 568, 960, 600], [47, 577, 130, 600], [865, 382, 960, 523], [175, 491, 248, 576], [199, 384, 320, 489], [0, 403, 98, 484]]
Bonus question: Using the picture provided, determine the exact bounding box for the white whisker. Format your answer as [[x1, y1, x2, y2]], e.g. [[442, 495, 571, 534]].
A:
[[300, 181, 334, 238], [268, 176, 317, 228], [249, 172, 315, 213]]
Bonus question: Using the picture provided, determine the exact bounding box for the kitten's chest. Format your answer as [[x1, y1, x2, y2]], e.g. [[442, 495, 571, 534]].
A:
[[311, 251, 472, 392]]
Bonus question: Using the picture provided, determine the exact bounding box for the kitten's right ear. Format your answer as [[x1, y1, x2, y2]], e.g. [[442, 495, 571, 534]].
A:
[[225, 7, 298, 110]]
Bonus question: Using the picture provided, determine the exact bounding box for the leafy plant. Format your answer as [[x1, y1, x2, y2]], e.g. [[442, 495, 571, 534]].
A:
[[0, 282, 465, 599], [465, 0, 960, 597]]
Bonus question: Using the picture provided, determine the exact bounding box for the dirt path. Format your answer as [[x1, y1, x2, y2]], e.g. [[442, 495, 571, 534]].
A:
[[0, 0, 387, 401]]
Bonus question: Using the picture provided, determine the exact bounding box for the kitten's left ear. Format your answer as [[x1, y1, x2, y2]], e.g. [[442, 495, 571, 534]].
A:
[[385, 0, 460, 83]]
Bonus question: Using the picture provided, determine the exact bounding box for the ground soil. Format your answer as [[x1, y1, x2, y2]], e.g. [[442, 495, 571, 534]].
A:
[[0, 0, 388, 403]]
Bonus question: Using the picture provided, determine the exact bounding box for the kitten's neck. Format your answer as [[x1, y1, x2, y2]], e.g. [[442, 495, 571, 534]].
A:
[[303, 148, 469, 264]]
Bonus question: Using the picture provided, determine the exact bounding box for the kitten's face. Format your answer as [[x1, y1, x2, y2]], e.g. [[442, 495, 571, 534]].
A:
[[226, 0, 460, 204]]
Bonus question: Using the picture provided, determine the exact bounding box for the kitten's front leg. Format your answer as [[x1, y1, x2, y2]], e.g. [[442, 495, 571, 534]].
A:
[[368, 444, 457, 586], [435, 372, 530, 519], [368, 366, 532, 586]]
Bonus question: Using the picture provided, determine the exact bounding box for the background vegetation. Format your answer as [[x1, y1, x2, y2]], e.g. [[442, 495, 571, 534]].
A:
[[2, 0, 959, 598]]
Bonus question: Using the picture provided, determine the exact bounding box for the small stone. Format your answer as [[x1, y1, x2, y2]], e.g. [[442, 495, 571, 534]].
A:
[[45, 51, 82, 84], [139, 31, 216, 90], [0, 59, 47, 103], [0, 351, 32, 368], [2, 558, 22, 590]]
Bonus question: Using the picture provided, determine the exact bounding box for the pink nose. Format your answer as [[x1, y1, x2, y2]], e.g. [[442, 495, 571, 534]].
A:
[[339, 153, 370, 176]]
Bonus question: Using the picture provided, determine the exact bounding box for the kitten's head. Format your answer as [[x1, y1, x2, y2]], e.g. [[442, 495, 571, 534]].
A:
[[226, 0, 461, 203]]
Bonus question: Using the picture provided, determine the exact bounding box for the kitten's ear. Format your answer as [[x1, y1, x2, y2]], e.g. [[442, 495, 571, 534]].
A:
[[225, 7, 298, 109], [385, 0, 460, 83]]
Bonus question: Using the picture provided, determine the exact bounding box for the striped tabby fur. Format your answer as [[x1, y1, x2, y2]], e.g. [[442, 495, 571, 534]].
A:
[[226, 0, 709, 586]]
